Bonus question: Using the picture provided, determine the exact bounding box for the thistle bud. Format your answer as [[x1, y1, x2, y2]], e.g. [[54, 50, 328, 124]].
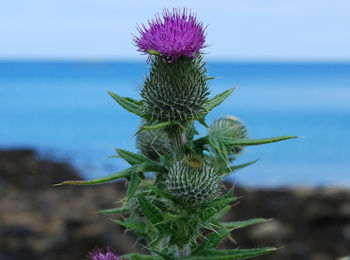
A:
[[165, 160, 221, 203], [141, 56, 209, 122], [136, 127, 173, 160], [210, 116, 248, 154]]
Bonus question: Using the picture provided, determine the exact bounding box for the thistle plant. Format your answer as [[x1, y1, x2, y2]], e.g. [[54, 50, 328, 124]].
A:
[[57, 8, 297, 259]]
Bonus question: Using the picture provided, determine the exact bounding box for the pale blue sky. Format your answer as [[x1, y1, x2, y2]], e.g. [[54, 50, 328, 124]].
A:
[[1, 0, 349, 61]]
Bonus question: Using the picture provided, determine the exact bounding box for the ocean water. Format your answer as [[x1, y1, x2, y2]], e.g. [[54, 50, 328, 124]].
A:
[[0, 61, 349, 187]]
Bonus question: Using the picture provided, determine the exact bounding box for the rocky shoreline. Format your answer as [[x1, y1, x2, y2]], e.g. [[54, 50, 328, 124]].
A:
[[1, 149, 349, 260]]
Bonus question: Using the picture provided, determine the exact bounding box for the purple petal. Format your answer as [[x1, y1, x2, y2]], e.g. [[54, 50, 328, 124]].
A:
[[87, 247, 120, 260], [134, 8, 207, 62]]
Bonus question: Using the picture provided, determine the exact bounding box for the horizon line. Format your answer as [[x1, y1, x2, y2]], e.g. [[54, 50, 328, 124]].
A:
[[1, 58, 350, 64]]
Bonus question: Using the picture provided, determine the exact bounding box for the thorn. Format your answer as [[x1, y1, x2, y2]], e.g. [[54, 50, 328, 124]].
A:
[[228, 235, 237, 244]]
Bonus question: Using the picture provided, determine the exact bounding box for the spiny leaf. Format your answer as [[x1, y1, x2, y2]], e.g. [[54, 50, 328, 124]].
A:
[[136, 194, 164, 227], [108, 91, 145, 118], [221, 218, 271, 230], [224, 159, 259, 175], [127, 172, 143, 199], [164, 213, 186, 221], [195, 134, 297, 153], [99, 207, 129, 214], [207, 133, 229, 164], [54, 166, 135, 186], [197, 116, 209, 128], [151, 250, 176, 260], [194, 229, 231, 254], [199, 187, 237, 221], [196, 247, 277, 259], [135, 120, 181, 136], [114, 218, 146, 234], [199, 197, 238, 221], [214, 135, 298, 146], [204, 88, 236, 114], [120, 253, 163, 260], [207, 186, 235, 204], [116, 149, 165, 173], [212, 205, 231, 220], [143, 181, 172, 199], [116, 148, 153, 165], [205, 197, 239, 209]]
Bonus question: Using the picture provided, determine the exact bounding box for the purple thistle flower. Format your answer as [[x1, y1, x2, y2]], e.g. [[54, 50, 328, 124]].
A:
[[134, 8, 207, 62], [87, 247, 120, 260]]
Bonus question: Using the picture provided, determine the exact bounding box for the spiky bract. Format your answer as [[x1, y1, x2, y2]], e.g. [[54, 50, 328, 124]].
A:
[[165, 160, 221, 203], [141, 56, 209, 122], [210, 115, 248, 154], [136, 127, 173, 160]]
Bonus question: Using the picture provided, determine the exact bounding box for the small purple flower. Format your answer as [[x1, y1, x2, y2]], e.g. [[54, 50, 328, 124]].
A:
[[134, 8, 207, 62], [87, 247, 120, 260]]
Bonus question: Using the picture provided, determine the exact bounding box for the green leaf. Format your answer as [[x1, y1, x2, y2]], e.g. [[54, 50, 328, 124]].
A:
[[136, 195, 165, 228], [221, 218, 271, 230], [196, 133, 297, 155], [116, 149, 164, 173], [114, 218, 146, 234], [99, 207, 129, 214], [199, 187, 237, 221], [54, 166, 135, 186], [121, 253, 163, 260], [151, 250, 176, 260], [127, 172, 143, 199], [212, 205, 231, 220], [143, 181, 172, 199], [197, 116, 209, 128], [224, 159, 259, 175], [214, 135, 298, 146], [207, 186, 236, 205], [164, 213, 186, 221], [140, 121, 179, 131], [108, 91, 145, 118], [204, 88, 236, 114], [208, 137, 229, 164], [200, 197, 238, 221], [194, 229, 231, 254], [198, 247, 277, 259]]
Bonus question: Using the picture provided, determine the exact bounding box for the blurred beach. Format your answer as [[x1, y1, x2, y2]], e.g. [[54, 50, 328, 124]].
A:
[[1, 61, 349, 187]]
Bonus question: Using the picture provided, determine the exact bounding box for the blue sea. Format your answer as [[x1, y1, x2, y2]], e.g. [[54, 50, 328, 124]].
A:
[[1, 61, 349, 187]]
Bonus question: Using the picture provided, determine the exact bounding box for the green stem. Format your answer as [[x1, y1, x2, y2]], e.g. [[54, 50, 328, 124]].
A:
[[175, 245, 190, 257], [168, 125, 186, 155], [173, 131, 186, 154]]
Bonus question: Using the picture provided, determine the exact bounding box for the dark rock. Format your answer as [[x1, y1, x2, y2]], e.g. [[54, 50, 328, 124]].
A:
[[0, 149, 146, 260], [221, 185, 350, 260], [0, 149, 80, 189]]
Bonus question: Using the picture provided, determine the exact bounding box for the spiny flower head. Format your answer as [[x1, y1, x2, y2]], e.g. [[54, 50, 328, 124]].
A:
[[87, 247, 119, 260], [134, 8, 207, 62]]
